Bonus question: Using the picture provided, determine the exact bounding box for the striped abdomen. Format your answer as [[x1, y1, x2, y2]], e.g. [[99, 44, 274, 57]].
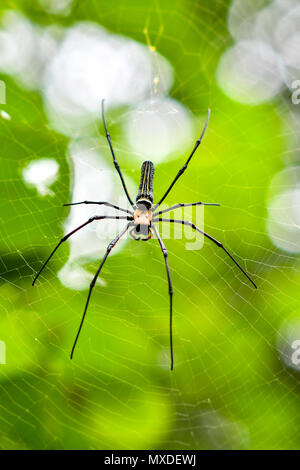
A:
[[136, 161, 155, 207]]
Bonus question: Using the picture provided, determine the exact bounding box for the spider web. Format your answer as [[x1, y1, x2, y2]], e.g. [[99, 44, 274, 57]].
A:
[[1, 0, 300, 450]]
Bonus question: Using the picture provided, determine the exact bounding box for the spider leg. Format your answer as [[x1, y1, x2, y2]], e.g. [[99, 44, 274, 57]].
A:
[[154, 201, 220, 217], [154, 109, 210, 209], [153, 217, 257, 289], [63, 201, 133, 216], [70, 221, 132, 359], [152, 223, 174, 371], [32, 215, 133, 286], [101, 99, 134, 207]]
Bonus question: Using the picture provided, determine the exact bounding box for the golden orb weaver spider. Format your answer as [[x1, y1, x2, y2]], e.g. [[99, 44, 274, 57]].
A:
[[32, 99, 257, 370]]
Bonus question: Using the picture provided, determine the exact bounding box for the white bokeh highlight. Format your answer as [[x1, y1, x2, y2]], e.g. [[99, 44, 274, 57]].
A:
[[216, 40, 283, 105], [39, 0, 74, 16], [267, 166, 300, 253], [0, 110, 11, 120], [219, 0, 300, 102], [42, 22, 174, 135], [58, 138, 134, 291], [23, 158, 59, 196], [227, 0, 266, 41], [267, 189, 300, 253], [0, 10, 58, 89], [125, 97, 195, 164]]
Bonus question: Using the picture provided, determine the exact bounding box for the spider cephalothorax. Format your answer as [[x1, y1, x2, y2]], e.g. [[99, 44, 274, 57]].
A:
[[32, 99, 257, 370], [131, 205, 153, 241]]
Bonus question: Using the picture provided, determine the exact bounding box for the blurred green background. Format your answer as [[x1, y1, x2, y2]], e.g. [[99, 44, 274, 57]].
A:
[[1, 0, 300, 450]]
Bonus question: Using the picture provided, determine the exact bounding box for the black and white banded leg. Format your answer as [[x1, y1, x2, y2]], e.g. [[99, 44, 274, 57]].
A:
[[154, 109, 211, 209], [101, 99, 134, 207], [32, 215, 133, 286], [152, 224, 174, 370], [154, 201, 219, 217], [153, 217, 257, 289], [70, 221, 133, 358], [63, 201, 133, 216]]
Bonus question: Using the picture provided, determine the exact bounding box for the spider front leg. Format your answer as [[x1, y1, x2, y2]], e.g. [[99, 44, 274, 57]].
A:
[[32, 215, 133, 286], [63, 201, 133, 216], [71, 221, 133, 359], [154, 201, 220, 217], [153, 217, 257, 289], [152, 224, 174, 371], [101, 99, 134, 207], [154, 109, 211, 209]]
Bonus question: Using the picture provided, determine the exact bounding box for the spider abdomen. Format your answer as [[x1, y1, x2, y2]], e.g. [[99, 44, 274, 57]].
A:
[[136, 160, 155, 208]]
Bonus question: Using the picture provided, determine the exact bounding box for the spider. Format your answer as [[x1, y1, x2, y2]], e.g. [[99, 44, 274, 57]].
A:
[[32, 99, 257, 370]]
